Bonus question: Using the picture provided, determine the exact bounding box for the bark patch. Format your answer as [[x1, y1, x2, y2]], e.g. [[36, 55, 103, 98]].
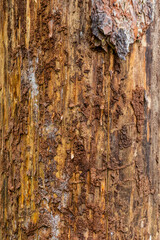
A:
[[91, 0, 154, 59]]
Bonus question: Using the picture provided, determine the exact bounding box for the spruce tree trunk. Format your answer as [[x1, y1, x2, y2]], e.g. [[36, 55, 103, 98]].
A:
[[0, 0, 159, 239]]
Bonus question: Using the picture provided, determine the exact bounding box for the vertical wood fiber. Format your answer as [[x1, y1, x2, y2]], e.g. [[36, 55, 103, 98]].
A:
[[0, 0, 159, 239]]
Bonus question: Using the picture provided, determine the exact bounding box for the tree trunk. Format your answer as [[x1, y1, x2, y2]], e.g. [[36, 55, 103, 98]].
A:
[[0, 0, 159, 239]]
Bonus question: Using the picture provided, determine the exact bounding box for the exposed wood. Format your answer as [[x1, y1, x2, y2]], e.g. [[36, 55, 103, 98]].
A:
[[0, 0, 159, 239]]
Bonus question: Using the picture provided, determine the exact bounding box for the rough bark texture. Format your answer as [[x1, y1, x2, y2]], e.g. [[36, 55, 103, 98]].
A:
[[0, 0, 159, 239], [91, 0, 154, 59]]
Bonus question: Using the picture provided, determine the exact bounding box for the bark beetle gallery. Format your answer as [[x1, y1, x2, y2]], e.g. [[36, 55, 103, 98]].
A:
[[0, 0, 159, 239]]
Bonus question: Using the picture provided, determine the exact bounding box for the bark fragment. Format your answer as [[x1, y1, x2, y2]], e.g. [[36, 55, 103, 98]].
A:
[[91, 0, 154, 59]]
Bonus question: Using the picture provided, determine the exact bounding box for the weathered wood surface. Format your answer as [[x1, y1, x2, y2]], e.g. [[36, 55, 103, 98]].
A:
[[0, 0, 160, 239]]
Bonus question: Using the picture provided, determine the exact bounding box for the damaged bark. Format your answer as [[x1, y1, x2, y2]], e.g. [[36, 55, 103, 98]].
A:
[[91, 0, 154, 59], [0, 0, 159, 239]]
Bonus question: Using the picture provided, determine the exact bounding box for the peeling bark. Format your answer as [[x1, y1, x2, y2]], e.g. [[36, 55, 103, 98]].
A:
[[91, 0, 154, 59]]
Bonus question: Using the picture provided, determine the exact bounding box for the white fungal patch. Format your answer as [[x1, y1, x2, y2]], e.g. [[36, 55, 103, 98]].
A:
[[62, 192, 69, 208], [50, 213, 60, 240], [28, 60, 39, 116], [42, 124, 58, 139], [42, 200, 61, 240], [29, 66, 38, 98]]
